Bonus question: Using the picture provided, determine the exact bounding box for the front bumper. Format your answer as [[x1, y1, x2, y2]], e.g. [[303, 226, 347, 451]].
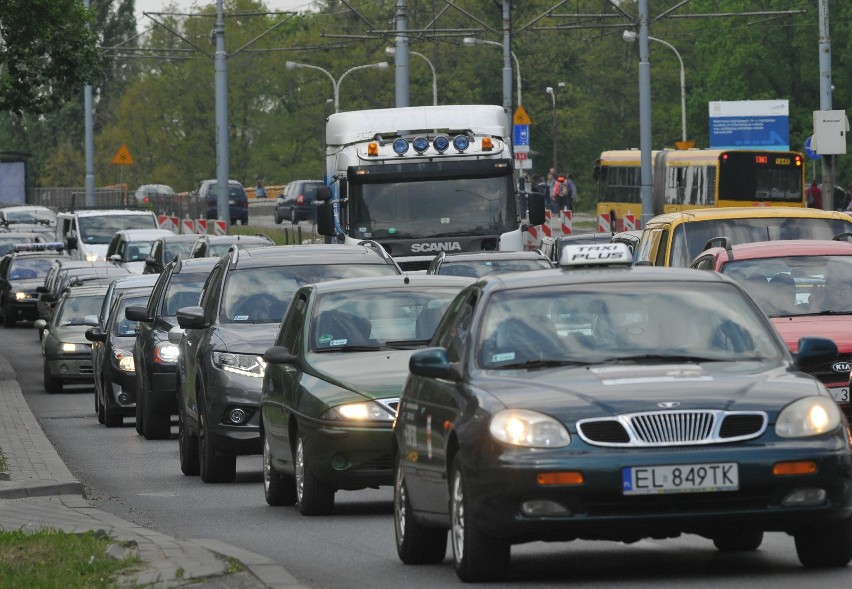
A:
[[205, 367, 263, 456], [5, 298, 39, 322], [300, 421, 394, 490], [149, 365, 178, 413], [458, 435, 852, 545], [45, 356, 94, 384]]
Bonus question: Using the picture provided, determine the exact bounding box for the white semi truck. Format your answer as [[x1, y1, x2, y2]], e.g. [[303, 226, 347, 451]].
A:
[[316, 105, 545, 271]]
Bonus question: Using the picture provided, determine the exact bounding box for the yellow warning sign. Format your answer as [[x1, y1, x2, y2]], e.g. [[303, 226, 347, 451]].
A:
[[112, 144, 134, 166], [513, 105, 532, 125]]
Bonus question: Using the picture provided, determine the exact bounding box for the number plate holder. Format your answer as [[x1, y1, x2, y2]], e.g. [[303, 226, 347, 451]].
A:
[[622, 462, 739, 495], [829, 387, 849, 404]]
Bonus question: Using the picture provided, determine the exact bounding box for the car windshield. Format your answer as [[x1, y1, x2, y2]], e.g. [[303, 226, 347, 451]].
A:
[[722, 254, 852, 316], [438, 258, 552, 278], [477, 282, 784, 369], [220, 264, 398, 324], [126, 241, 153, 262], [9, 258, 54, 280], [78, 215, 156, 244], [310, 287, 462, 351], [1, 237, 35, 256], [55, 294, 104, 326], [163, 272, 209, 316], [3, 208, 56, 224], [669, 217, 852, 267], [112, 295, 149, 337], [163, 241, 195, 263]]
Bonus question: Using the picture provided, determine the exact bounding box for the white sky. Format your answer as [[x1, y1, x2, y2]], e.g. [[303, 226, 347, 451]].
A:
[[134, 1, 317, 23]]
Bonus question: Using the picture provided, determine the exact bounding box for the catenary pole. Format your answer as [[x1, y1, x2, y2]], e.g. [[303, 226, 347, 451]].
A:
[[394, 0, 409, 108], [818, 0, 834, 210], [84, 0, 95, 207], [215, 0, 230, 232], [638, 0, 654, 225]]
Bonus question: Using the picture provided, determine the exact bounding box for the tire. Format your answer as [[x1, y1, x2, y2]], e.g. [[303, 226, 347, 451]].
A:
[[450, 456, 510, 582], [394, 453, 447, 564], [141, 372, 171, 440], [43, 360, 62, 395], [295, 435, 335, 515], [274, 210, 283, 225], [713, 531, 763, 552], [2, 304, 14, 328], [135, 376, 144, 435], [795, 517, 852, 568], [198, 399, 236, 483], [102, 380, 123, 428], [263, 430, 297, 506], [97, 392, 105, 424], [178, 403, 200, 476]]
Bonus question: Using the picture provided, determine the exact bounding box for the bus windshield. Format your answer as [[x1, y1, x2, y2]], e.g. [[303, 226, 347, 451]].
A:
[[717, 152, 803, 203], [350, 176, 515, 240]]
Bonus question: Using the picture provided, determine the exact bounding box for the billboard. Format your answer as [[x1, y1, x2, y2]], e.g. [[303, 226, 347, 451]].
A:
[[708, 100, 789, 151], [0, 161, 26, 205]]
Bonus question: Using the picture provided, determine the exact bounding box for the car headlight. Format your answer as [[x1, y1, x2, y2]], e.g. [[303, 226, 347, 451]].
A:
[[322, 401, 395, 422], [776, 396, 841, 438], [113, 348, 135, 373], [15, 291, 28, 300], [212, 351, 266, 377], [85, 253, 100, 262], [61, 342, 78, 353], [154, 342, 179, 364], [490, 409, 571, 448]]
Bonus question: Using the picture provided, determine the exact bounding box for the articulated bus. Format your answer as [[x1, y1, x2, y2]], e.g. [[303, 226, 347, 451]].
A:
[[594, 149, 805, 233]]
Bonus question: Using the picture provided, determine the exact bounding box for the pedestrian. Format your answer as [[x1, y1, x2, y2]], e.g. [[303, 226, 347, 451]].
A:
[[565, 173, 577, 211], [255, 178, 267, 199], [806, 180, 822, 209], [554, 175, 571, 212], [532, 173, 548, 217], [517, 173, 531, 218]]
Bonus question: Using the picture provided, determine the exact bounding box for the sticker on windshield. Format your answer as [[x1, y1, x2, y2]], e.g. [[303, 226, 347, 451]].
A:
[[491, 352, 515, 363], [330, 339, 348, 346], [233, 315, 249, 321], [318, 333, 333, 346]]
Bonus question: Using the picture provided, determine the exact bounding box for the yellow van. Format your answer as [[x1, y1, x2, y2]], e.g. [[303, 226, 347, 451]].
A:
[[635, 207, 852, 267]]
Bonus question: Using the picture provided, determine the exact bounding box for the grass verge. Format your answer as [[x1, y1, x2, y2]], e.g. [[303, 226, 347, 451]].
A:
[[0, 449, 6, 473], [0, 529, 142, 589]]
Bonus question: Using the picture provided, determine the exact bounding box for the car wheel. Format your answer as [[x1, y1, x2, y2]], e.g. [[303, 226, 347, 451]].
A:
[[43, 359, 62, 395], [2, 304, 14, 328], [450, 456, 510, 582], [713, 531, 763, 552], [795, 516, 852, 567], [274, 211, 283, 225], [263, 430, 296, 506], [290, 207, 297, 225], [142, 372, 171, 440], [96, 389, 105, 424], [198, 398, 236, 483], [178, 402, 200, 476], [394, 452, 447, 564], [295, 435, 335, 515], [102, 380, 123, 427], [134, 375, 145, 435]]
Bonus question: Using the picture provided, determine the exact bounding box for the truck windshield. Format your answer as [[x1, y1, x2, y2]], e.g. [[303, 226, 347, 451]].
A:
[[351, 176, 515, 240]]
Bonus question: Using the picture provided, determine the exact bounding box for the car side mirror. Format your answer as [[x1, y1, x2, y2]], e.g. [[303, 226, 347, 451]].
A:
[[85, 327, 107, 343], [409, 347, 461, 381], [109, 254, 122, 264], [263, 345, 298, 364], [33, 319, 47, 331], [176, 305, 208, 329], [795, 337, 837, 370], [167, 326, 185, 345], [36, 286, 49, 294], [125, 305, 150, 323]]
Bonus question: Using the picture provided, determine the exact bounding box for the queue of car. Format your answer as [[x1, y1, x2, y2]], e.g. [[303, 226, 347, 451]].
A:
[[1, 202, 851, 582]]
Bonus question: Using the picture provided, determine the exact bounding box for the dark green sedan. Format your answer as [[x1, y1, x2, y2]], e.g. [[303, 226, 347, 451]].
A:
[[261, 274, 472, 515], [393, 243, 852, 582]]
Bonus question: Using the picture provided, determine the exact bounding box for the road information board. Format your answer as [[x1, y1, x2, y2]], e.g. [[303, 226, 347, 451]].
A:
[[708, 100, 789, 151]]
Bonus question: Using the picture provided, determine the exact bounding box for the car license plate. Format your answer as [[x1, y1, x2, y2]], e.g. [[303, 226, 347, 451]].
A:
[[829, 387, 849, 404], [228, 199, 236, 205], [622, 462, 738, 495]]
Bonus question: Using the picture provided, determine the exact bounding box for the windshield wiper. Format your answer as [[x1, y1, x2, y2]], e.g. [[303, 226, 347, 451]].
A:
[[495, 359, 591, 370], [598, 354, 726, 364], [314, 345, 383, 353], [792, 310, 852, 316]]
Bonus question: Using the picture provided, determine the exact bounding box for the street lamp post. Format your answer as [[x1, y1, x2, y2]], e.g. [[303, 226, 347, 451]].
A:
[[462, 37, 522, 106], [623, 30, 687, 143], [385, 47, 437, 106], [285, 61, 390, 113], [545, 83, 564, 172]]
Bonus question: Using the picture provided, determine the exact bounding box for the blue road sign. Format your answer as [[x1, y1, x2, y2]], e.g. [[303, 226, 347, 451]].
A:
[[805, 135, 821, 160], [514, 124, 529, 146]]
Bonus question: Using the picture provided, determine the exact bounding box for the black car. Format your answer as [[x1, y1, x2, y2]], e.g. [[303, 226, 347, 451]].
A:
[[89, 273, 159, 427], [261, 274, 472, 515], [126, 257, 217, 439], [426, 250, 553, 277], [0, 232, 48, 256], [274, 180, 323, 224], [188, 234, 274, 259], [200, 179, 249, 225], [143, 233, 201, 274], [86, 287, 154, 427], [393, 243, 852, 581], [175, 243, 402, 483], [0, 242, 69, 327], [36, 260, 128, 325]]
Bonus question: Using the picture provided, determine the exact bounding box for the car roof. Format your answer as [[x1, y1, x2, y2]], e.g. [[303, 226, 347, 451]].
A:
[[111, 273, 159, 289], [63, 284, 110, 297], [159, 233, 201, 242], [697, 239, 852, 262], [202, 234, 271, 244], [58, 209, 155, 218], [174, 257, 219, 273], [644, 206, 852, 227], [307, 274, 474, 295], [437, 251, 550, 262], [114, 229, 174, 239], [231, 244, 396, 268]]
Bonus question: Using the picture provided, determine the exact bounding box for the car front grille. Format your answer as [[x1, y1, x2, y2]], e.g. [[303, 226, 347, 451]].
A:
[[577, 410, 767, 447], [800, 352, 852, 384]]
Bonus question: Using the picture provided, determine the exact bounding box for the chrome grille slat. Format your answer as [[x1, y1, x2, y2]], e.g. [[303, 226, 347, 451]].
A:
[[577, 410, 767, 447]]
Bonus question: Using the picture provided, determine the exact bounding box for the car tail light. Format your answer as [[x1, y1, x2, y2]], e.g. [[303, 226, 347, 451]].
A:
[[297, 195, 304, 205]]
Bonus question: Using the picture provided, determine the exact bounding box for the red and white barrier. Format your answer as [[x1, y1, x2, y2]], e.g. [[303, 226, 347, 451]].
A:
[[195, 219, 208, 234], [598, 213, 610, 234], [158, 215, 179, 233], [560, 210, 573, 235], [623, 213, 637, 232], [181, 218, 196, 235], [212, 220, 227, 236]]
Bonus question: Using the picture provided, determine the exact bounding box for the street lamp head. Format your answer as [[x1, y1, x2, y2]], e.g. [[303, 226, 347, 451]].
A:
[[376, 61, 390, 70], [285, 61, 298, 70], [385, 47, 395, 57], [462, 37, 479, 47], [622, 30, 638, 43], [545, 86, 554, 95]]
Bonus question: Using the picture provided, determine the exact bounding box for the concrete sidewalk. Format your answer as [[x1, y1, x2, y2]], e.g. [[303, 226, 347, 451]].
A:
[[0, 353, 307, 589]]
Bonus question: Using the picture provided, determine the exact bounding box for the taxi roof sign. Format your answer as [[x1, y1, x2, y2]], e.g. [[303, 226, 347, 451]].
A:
[[559, 243, 633, 268]]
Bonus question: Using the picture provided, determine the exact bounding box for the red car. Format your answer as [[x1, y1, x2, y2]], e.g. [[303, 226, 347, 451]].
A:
[[692, 239, 852, 419]]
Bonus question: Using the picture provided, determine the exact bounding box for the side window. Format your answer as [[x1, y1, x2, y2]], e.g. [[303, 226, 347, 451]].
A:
[[435, 291, 478, 363], [200, 264, 224, 320], [692, 256, 714, 270], [147, 269, 170, 317], [654, 229, 670, 266], [279, 292, 307, 351]]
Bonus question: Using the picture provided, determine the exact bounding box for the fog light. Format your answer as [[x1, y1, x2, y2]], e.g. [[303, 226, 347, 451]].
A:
[[330, 453, 349, 470], [781, 488, 827, 507], [58, 364, 69, 375], [118, 392, 130, 405], [521, 500, 571, 517], [228, 408, 247, 424]]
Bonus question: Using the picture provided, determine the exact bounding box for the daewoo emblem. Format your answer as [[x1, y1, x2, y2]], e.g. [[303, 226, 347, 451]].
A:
[[658, 402, 680, 409], [832, 362, 851, 373]]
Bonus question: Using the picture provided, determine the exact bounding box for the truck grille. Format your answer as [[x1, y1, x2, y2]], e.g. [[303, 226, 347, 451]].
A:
[[577, 410, 767, 447]]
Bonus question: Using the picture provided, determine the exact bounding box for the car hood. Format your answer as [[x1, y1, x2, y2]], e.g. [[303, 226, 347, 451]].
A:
[[307, 350, 414, 401], [473, 362, 822, 422], [48, 324, 93, 344], [123, 261, 146, 274], [213, 324, 279, 354], [82, 244, 109, 259], [771, 315, 852, 353], [6, 278, 43, 293]]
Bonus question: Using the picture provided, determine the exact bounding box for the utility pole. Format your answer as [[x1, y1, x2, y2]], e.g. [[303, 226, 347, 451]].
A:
[[214, 0, 229, 231], [394, 0, 409, 108], [84, 0, 95, 207], [502, 0, 513, 142], [818, 0, 834, 210], [637, 0, 653, 225]]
